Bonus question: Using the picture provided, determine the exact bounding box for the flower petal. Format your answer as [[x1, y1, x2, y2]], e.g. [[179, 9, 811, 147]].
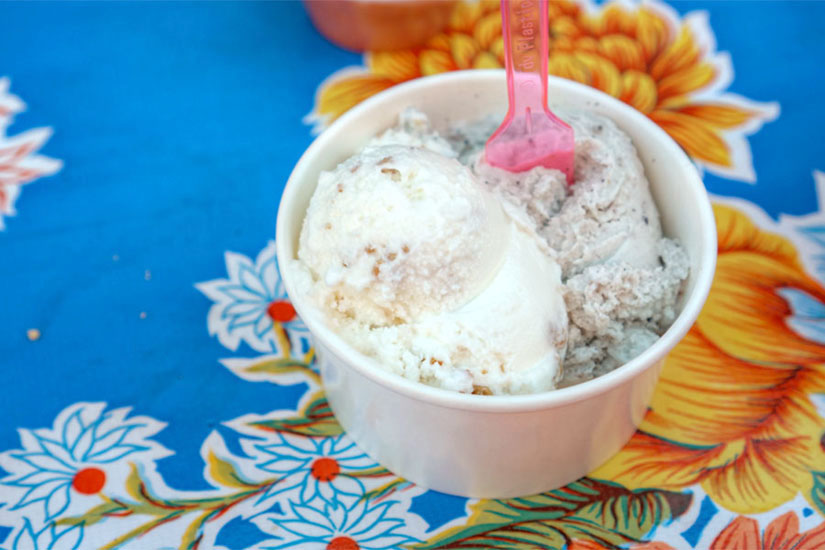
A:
[[478, 0, 499, 16], [14, 478, 69, 510], [86, 444, 147, 463], [224, 251, 253, 283], [327, 435, 352, 454], [280, 434, 321, 455], [254, 313, 272, 339], [278, 519, 331, 538], [473, 12, 501, 50], [61, 411, 84, 449], [578, 13, 607, 37], [551, 16, 581, 40], [238, 265, 268, 298], [650, 110, 731, 166], [798, 521, 825, 550], [651, 326, 822, 449], [573, 52, 621, 97], [71, 424, 95, 462], [17, 452, 74, 474], [598, 34, 645, 72], [657, 62, 716, 100], [318, 479, 335, 503], [572, 36, 600, 55], [332, 475, 365, 498], [699, 436, 819, 513], [490, 36, 504, 65], [419, 50, 457, 76], [290, 502, 333, 531], [338, 455, 379, 469], [45, 483, 71, 520], [635, 7, 671, 62], [677, 103, 756, 129], [650, 25, 700, 81], [223, 301, 263, 318], [548, 1, 579, 21], [709, 517, 761, 550], [367, 51, 420, 82], [39, 440, 75, 467], [350, 503, 398, 538], [763, 512, 801, 550], [301, 475, 317, 503], [472, 52, 501, 69], [592, 427, 720, 489], [218, 284, 263, 304], [620, 70, 658, 114], [9, 470, 70, 487], [699, 205, 825, 369], [548, 53, 590, 85], [259, 457, 310, 474], [259, 253, 279, 290], [449, 1, 483, 34], [601, 4, 634, 36], [316, 75, 396, 123], [49, 523, 83, 550], [424, 33, 450, 52], [318, 437, 334, 457], [449, 33, 480, 70], [87, 425, 132, 459], [14, 519, 38, 550], [327, 501, 348, 530]]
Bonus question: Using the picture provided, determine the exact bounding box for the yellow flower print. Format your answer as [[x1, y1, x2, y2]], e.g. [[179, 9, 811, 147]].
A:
[[307, 0, 778, 183], [593, 203, 825, 514]]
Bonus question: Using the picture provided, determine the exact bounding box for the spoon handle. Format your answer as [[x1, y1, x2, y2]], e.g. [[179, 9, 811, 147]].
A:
[[500, 0, 550, 120]]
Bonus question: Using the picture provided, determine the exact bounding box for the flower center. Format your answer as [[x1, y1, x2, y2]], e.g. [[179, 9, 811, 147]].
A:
[[72, 467, 106, 494], [311, 457, 340, 482], [267, 300, 296, 323], [327, 536, 359, 550]]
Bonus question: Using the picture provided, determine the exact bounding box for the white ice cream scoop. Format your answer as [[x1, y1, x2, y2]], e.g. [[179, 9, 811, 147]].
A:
[[296, 144, 508, 327]]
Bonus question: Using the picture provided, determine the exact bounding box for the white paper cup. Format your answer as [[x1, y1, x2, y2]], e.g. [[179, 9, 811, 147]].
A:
[[276, 70, 716, 498]]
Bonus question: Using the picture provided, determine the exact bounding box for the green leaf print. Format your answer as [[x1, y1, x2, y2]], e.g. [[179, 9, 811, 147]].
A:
[[249, 390, 343, 437], [243, 355, 320, 385], [410, 478, 691, 550], [810, 470, 825, 516]]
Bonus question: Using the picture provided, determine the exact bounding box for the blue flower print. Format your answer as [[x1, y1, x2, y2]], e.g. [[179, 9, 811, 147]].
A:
[[1, 519, 82, 550], [257, 499, 419, 550], [0, 403, 170, 521], [254, 434, 376, 505], [197, 241, 311, 354]]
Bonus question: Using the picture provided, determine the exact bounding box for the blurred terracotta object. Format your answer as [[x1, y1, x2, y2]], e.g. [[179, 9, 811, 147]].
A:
[[304, 0, 458, 52]]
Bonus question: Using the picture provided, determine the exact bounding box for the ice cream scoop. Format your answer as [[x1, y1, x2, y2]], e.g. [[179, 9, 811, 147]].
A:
[[292, 139, 569, 394], [296, 144, 508, 327], [485, 0, 575, 182]]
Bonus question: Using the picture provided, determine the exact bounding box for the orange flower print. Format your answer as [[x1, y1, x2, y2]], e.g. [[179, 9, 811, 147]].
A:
[[709, 512, 825, 550], [593, 202, 825, 514], [307, 1, 778, 183]]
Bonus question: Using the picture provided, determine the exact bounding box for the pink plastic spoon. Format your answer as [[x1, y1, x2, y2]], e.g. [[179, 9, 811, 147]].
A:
[[485, 0, 575, 183]]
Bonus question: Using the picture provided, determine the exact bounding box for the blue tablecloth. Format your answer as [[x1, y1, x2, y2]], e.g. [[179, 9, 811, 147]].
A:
[[2, 2, 825, 549]]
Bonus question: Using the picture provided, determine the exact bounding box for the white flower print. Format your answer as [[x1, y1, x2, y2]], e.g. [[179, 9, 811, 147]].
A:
[[0, 403, 171, 522], [254, 499, 419, 550], [251, 434, 376, 506], [197, 241, 311, 354]]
